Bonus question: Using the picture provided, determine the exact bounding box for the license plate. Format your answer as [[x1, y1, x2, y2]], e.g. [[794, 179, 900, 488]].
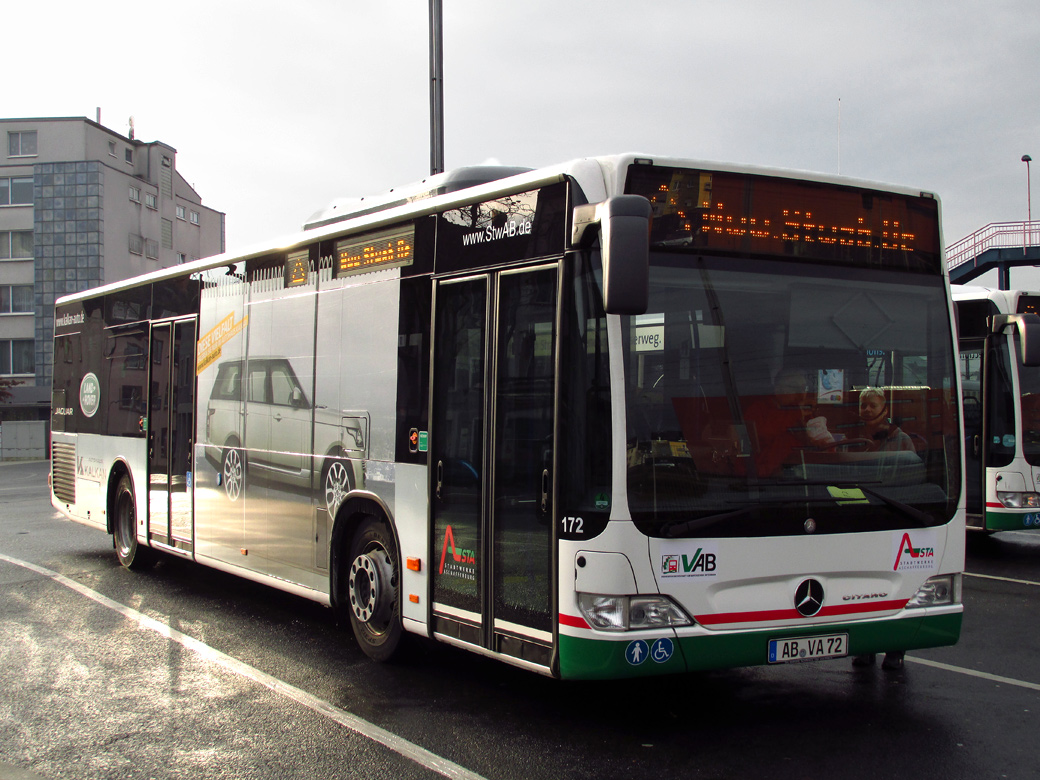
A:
[[768, 633, 848, 663]]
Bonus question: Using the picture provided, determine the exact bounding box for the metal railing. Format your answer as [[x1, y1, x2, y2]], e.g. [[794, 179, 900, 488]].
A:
[[946, 220, 1040, 271]]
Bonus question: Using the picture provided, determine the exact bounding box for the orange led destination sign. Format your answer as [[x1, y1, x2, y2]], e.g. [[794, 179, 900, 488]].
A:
[[336, 225, 414, 278], [625, 165, 942, 274], [285, 249, 309, 288]]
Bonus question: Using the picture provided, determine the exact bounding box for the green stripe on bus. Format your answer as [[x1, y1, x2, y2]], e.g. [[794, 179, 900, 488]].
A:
[[558, 612, 962, 680], [984, 510, 1040, 531]]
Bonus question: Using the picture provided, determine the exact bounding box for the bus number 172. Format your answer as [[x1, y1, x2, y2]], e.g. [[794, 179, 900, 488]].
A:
[[561, 516, 584, 534]]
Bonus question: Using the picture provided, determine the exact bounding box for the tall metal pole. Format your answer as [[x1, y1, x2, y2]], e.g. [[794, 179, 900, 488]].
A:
[[1023, 155, 1033, 255], [429, 0, 445, 175]]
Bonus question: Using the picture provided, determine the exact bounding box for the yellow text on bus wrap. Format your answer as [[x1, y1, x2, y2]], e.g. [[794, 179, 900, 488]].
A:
[[196, 312, 248, 374]]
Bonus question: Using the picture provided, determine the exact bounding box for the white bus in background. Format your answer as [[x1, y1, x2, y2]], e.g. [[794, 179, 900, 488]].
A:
[[50, 154, 964, 680], [952, 286, 1040, 532]]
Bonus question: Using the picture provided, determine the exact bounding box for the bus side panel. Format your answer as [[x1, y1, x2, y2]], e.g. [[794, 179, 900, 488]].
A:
[[395, 462, 430, 634], [50, 431, 147, 539], [194, 263, 249, 567]]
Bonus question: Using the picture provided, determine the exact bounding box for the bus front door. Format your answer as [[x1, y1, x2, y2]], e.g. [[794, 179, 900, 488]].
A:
[[147, 319, 197, 550], [431, 266, 558, 669]]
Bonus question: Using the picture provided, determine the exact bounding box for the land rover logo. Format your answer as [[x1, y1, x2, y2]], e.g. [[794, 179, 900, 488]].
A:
[[79, 373, 100, 418], [794, 579, 825, 617]]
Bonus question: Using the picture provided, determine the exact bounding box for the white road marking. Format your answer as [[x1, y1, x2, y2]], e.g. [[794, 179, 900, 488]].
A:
[[964, 571, 1040, 587], [907, 656, 1040, 691], [0, 551, 487, 780]]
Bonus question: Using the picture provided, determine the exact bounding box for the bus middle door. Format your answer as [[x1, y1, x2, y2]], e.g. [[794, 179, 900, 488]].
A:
[[147, 318, 197, 551], [430, 265, 558, 670]]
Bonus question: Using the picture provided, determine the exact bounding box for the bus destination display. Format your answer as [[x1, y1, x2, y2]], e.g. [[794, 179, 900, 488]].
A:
[[625, 164, 942, 273], [285, 249, 309, 288], [336, 226, 414, 278]]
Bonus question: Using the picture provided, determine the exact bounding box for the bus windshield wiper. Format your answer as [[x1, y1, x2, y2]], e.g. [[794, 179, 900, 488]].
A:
[[662, 498, 833, 538], [826, 482, 937, 527], [664, 505, 757, 538], [663, 482, 935, 537], [755, 478, 937, 528]]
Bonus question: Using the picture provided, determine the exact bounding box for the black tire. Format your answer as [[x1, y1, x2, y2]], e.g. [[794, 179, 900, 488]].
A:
[[342, 517, 403, 662], [113, 475, 152, 570], [321, 453, 353, 518], [221, 445, 244, 502]]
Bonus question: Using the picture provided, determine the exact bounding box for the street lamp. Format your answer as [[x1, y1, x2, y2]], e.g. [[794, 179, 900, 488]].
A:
[[1024, 154, 1033, 254]]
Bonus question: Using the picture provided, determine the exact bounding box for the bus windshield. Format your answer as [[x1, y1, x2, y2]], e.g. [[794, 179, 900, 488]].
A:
[[622, 256, 960, 538]]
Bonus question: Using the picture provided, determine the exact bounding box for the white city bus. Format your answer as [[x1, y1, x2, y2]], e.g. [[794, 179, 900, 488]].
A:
[[50, 154, 964, 679], [952, 286, 1040, 532]]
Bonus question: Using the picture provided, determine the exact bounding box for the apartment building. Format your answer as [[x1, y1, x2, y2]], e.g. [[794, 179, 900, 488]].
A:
[[0, 116, 225, 421]]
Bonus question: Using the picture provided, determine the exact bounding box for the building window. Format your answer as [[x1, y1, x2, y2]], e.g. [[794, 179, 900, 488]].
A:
[[190, 210, 200, 225], [125, 148, 133, 164], [109, 141, 117, 157], [129, 185, 141, 203], [8, 131, 37, 157], [176, 205, 186, 220], [0, 177, 33, 206], [129, 233, 143, 255], [0, 231, 33, 260], [0, 285, 33, 313], [177, 252, 187, 264], [0, 339, 34, 375], [145, 192, 157, 209], [145, 238, 159, 259]]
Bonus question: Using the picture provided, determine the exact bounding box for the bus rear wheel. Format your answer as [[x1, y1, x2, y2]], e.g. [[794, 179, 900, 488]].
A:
[[344, 517, 403, 662], [113, 475, 151, 570]]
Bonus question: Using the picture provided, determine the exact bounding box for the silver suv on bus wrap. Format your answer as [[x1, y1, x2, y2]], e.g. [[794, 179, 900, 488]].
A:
[[204, 357, 367, 517]]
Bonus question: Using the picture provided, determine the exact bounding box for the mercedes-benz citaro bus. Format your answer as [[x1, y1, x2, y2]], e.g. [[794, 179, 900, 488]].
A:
[[953, 286, 1040, 532], [50, 154, 964, 679]]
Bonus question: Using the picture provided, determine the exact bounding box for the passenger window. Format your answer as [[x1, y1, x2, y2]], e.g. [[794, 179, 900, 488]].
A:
[[249, 367, 268, 404]]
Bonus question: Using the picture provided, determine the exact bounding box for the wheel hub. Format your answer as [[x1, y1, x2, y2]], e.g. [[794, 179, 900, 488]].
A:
[[349, 550, 393, 624]]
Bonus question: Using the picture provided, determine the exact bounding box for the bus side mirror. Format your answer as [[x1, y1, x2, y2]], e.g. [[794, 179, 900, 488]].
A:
[[572, 195, 651, 315], [992, 313, 1040, 366]]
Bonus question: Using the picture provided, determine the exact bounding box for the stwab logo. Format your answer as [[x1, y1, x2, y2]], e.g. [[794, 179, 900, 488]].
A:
[[438, 525, 477, 581], [892, 532, 937, 572]]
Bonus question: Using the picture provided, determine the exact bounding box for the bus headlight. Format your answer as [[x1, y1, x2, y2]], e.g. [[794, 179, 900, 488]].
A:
[[996, 491, 1040, 508], [577, 594, 692, 631], [906, 574, 961, 607]]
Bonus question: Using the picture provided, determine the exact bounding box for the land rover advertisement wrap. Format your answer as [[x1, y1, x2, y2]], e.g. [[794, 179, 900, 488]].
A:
[[192, 254, 396, 584]]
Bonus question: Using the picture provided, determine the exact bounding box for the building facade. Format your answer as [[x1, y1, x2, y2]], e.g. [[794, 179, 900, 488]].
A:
[[0, 116, 225, 421]]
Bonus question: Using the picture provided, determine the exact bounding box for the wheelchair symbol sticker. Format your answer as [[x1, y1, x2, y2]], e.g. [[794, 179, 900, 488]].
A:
[[625, 640, 649, 665], [651, 637, 674, 663]]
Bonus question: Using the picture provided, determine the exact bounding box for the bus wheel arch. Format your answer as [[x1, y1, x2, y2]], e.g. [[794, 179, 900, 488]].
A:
[[330, 500, 404, 662]]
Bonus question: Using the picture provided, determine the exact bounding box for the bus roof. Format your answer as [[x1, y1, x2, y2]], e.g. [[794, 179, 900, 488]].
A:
[[55, 153, 941, 307]]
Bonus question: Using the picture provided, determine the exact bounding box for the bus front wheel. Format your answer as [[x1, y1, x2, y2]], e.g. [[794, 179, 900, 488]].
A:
[[113, 475, 151, 570], [344, 517, 403, 662]]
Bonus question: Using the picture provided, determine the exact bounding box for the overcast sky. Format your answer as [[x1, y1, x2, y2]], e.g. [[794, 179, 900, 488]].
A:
[[9, 1, 1040, 285]]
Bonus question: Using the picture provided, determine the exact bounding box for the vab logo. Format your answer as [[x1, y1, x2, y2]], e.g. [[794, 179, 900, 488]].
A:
[[438, 525, 476, 577], [794, 579, 825, 617], [661, 547, 717, 577], [893, 532, 936, 572]]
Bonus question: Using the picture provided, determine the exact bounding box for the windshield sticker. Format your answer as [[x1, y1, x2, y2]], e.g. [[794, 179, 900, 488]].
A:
[[661, 543, 719, 578], [817, 369, 844, 404], [635, 325, 664, 352], [892, 531, 937, 572]]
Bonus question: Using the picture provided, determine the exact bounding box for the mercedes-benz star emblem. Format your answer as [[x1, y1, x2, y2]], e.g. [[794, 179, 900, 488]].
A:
[[794, 579, 825, 617]]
